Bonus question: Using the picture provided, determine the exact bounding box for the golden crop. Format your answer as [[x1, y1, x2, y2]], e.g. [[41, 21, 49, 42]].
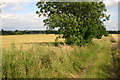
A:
[[1, 34, 57, 49]]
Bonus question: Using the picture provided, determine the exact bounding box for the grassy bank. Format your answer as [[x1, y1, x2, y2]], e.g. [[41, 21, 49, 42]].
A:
[[111, 34, 120, 78], [2, 36, 112, 78], [81, 38, 111, 78]]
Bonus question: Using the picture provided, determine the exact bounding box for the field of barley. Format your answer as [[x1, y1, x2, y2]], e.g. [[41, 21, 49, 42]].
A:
[[0, 34, 119, 78], [2, 34, 58, 49]]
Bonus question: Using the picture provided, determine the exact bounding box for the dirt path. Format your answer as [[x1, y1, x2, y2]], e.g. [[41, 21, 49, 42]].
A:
[[79, 48, 104, 78], [110, 34, 119, 78], [79, 35, 118, 78]]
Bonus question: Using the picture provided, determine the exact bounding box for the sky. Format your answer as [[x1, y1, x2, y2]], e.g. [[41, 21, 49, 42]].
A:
[[0, 0, 119, 31]]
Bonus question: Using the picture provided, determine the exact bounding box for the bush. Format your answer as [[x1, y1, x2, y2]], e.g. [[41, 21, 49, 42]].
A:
[[111, 37, 116, 43], [104, 32, 109, 37]]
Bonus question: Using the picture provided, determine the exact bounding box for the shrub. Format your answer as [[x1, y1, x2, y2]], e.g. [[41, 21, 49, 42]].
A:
[[104, 32, 109, 37], [111, 37, 116, 43]]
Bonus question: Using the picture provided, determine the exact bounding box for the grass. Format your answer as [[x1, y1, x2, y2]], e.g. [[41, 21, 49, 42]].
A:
[[111, 34, 120, 78], [81, 38, 111, 78], [1, 34, 112, 78], [0, 35, 2, 79]]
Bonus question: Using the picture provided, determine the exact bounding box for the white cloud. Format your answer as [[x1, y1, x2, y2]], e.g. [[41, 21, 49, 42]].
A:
[[104, 0, 120, 7], [1, 0, 39, 2], [1, 2, 30, 11], [1, 13, 45, 30], [0, 3, 8, 8], [10, 2, 30, 11], [2, 13, 20, 19], [2, 13, 45, 20]]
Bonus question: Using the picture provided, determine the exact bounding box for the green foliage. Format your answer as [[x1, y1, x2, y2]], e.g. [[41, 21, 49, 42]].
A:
[[36, 2, 110, 46], [110, 37, 116, 43], [1, 29, 59, 35], [104, 31, 109, 37], [41, 54, 52, 68], [14, 32, 22, 35]]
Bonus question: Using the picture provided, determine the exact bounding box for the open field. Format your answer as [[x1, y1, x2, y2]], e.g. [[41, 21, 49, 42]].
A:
[[111, 34, 119, 42], [1, 34, 119, 48], [1, 34, 58, 49], [1, 34, 115, 78]]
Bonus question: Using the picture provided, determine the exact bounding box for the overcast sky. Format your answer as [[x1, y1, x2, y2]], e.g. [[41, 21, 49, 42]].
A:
[[0, 0, 119, 31]]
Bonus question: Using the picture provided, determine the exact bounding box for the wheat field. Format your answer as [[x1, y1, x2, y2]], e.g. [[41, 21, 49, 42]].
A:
[[1, 34, 58, 49], [111, 34, 119, 42], [1, 34, 119, 48]]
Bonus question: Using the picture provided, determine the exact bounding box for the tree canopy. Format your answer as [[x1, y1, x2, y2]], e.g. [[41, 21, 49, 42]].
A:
[[36, 2, 110, 46]]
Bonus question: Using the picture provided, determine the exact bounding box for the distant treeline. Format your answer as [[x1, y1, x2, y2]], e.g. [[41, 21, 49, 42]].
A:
[[0, 29, 120, 35], [108, 31, 120, 34], [0, 29, 59, 35]]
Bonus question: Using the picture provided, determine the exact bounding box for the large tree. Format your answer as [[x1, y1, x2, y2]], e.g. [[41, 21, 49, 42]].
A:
[[36, 2, 110, 46]]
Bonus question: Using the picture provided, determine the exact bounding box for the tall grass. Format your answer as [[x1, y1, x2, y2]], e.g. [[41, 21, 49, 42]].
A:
[[2, 37, 111, 78], [0, 36, 2, 79], [111, 39, 120, 78], [81, 38, 111, 78], [0, 49, 2, 79]]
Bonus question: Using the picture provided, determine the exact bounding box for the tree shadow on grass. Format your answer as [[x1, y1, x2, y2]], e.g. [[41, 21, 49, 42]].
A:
[[23, 42, 64, 47]]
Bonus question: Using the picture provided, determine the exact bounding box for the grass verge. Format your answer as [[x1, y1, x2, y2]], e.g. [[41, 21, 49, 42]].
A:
[[2, 37, 111, 78]]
